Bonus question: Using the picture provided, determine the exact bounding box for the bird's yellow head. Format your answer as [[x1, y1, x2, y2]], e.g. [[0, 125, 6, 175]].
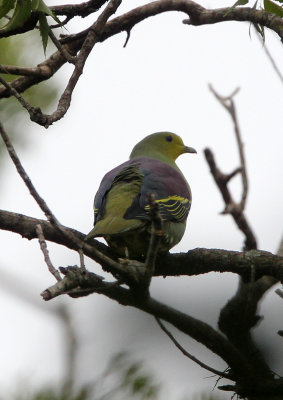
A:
[[130, 132, 196, 164]]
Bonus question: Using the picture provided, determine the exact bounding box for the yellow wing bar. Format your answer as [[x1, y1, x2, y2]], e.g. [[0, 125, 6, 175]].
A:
[[145, 195, 191, 222]]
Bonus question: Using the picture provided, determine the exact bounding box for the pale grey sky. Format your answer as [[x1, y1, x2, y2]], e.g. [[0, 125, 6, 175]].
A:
[[0, 0, 282, 398]]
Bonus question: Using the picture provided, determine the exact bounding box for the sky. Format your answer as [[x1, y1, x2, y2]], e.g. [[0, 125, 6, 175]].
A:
[[0, 0, 283, 398]]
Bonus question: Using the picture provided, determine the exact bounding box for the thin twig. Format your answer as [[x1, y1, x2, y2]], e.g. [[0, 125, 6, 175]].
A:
[[0, 1, 121, 127], [50, 15, 73, 29], [155, 317, 231, 379], [123, 29, 131, 47], [255, 31, 283, 85], [209, 84, 248, 211], [206, 85, 257, 250], [36, 224, 62, 281], [262, 44, 283, 84], [0, 121, 84, 251], [41, 266, 105, 300], [0, 121, 58, 223], [224, 167, 242, 183], [204, 148, 257, 250], [79, 248, 86, 270], [29, 0, 122, 127], [48, 30, 76, 64], [0, 75, 41, 116]]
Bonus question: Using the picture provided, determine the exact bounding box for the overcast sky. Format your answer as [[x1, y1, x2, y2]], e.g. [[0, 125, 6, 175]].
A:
[[0, 0, 282, 398]]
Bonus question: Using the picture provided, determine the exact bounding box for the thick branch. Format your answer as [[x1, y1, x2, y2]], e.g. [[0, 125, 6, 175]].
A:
[[0, 64, 51, 77], [0, 208, 282, 396], [206, 86, 278, 383], [61, 1, 283, 46], [1, 1, 282, 108], [218, 278, 277, 380], [41, 266, 283, 397], [0, 0, 122, 127], [184, 4, 283, 37], [51, 0, 109, 17], [32, 0, 122, 127], [0, 39, 82, 98], [41, 267, 252, 381], [0, 210, 282, 281]]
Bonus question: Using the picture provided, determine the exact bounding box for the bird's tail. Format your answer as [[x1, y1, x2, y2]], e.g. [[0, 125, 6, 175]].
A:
[[84, 227, 98, 241]]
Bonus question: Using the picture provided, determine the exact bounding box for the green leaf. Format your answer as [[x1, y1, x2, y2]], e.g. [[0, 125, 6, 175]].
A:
[[132, 376, 148, 393], [248, 0, 259, 38], [264, 0, 283, 16], [224, 0, 249, 17], [0, 0, 32, 33], [31, 0, 62, 54], [253, 22, 266, 42], [232, 0, 249, 6], [38, 13, 49, 54], [31, 0, 60, 24], [0, 0, 15, 20]]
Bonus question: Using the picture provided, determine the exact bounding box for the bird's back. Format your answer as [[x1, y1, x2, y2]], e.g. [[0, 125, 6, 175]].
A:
[[86, 156, 191, 258]]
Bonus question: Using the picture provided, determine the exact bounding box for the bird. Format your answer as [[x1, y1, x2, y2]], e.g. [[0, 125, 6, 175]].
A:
[[86, 132, 196, 259]]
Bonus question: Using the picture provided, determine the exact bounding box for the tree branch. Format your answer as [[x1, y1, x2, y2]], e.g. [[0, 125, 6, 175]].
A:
[[41, 267, 253, 378], [206, 85, 279, 384], [0, 210, 282, 282], [0, 64, 51, 77], [32, 0, 122, 127], [35, 224, 62, 282], [51, 0, 109, 18], [40, 265, 283, 397], [0, 39, 81, 99], [204, 148, 257, 251], [1, 1, 282, 127], [209, 85, 248, 212], [155, 317, 231, 379], [0, 0, 122, 127], [0, 120, 86, 251]]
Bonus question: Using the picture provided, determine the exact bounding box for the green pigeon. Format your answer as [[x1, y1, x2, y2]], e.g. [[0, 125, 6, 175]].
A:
[[86, 132, 196, 258]]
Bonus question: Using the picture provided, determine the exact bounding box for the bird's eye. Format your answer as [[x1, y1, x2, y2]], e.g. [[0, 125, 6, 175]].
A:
[[166, 135, 173, 142]]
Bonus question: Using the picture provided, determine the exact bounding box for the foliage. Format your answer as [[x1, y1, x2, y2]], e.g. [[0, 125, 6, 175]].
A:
[[92, 352, 160, 400], [14, 387, 90, 400], [229, 0, 283, 38], [0, 0, 59, 53], [229, 0, 283, 17], [13, 352, 223, 400], [0, 33, 58, 168], [13, 353, 160, 400]]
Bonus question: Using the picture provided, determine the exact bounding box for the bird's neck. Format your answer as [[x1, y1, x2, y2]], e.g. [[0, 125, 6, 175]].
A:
[[130, 150, 178, 170]]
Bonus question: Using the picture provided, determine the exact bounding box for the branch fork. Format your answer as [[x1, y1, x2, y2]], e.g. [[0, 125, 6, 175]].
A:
[[205, 85, 257, 251]]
